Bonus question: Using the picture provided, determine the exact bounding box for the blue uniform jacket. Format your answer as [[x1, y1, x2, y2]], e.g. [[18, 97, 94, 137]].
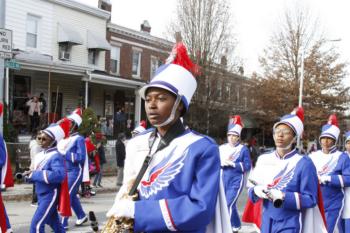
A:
[[248, 149, 318, 220], [64, 133, 86, 172], [122, 129, 220, 233], [28, 147, 65, 194]]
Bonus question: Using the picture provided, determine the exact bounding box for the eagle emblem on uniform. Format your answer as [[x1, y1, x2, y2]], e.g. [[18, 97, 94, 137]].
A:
[[268, 165, 295, 190], [140, 147, 188, 198], [318, 158, 337, 176]]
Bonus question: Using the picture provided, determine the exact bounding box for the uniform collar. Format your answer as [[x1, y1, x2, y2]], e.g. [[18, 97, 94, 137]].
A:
[[44, 147, 57, 154], [275, 148, 297, 160], [322, 145, 337, 154]]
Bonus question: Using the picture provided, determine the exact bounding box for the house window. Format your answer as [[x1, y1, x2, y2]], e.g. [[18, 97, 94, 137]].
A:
[[226, 85, 230, 100], [236, 86, 240, 104], [110, 46, 120, 74], [58, 43, 71, 61], [26, 14, 40, 48], [132, 50, 141, 78], [150, 56, 161, 79], [88, 49, 98, 65], [217, 80, 222, 99]]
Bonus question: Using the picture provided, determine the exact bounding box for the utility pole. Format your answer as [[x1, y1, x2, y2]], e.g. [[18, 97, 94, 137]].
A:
[[0, 0, 6, 134]]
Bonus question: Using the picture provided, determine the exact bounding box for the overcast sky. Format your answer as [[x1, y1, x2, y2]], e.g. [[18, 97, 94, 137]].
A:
[[76, 0, 350, 78]]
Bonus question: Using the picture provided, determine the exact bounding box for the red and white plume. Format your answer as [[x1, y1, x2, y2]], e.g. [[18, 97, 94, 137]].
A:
[[327, 114, 338, 127], [68, 108, 83, 126], [166, 42, 200, 76], [140, 120, 147, 129]]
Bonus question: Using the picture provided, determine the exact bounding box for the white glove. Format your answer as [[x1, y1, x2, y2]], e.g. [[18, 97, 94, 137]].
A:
[[221, 159, 235, 167], [266, 189, 284, 201], [106, 199, 135, 218], [253, 185, 268, 199], [319, 175, 331, 184]]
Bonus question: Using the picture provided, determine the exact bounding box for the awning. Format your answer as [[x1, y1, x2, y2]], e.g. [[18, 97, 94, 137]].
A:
[[57, 23, 83, 45], [84, 72, 146, 89], [87, 30, 111, 51]]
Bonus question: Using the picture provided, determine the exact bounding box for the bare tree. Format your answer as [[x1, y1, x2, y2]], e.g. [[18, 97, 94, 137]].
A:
[[169, 0, 242, 136], [252, 7, 349, 143]]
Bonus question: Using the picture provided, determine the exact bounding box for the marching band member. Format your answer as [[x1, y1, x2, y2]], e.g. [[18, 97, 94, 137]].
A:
[[340, 131, 350, 233], [59, 108, 88, 229], [310, 115, 350, 233], [27, 118, 71, 233], [106, 42, 231, 232], [0, 102, 14, 233], [246, 107, 326, 233], [220, 115, 251, 232]]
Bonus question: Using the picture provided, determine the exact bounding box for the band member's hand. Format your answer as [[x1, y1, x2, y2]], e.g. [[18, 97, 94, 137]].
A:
[[266, 189, 284, 201], [253, 185, 268, 199], [106, 199, 135, 218], [319, 175, 331, 184]]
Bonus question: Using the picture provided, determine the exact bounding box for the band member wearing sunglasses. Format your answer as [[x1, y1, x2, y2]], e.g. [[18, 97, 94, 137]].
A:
[[59, 109, 88, 229], [26, 118, 71, 233], [309, 115, 350, 233], [106, 42, 231, 233], [246, 108, 325, 233]]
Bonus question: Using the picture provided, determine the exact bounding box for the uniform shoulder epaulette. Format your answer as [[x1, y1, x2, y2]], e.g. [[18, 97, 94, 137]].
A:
[[190, 130, 217, 145]]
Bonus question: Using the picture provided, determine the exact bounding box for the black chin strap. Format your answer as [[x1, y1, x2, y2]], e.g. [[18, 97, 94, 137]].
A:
[[128, 119, 186, 196]]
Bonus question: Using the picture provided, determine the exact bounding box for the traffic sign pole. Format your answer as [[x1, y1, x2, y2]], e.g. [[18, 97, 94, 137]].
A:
[[0, 0, 6, 134]]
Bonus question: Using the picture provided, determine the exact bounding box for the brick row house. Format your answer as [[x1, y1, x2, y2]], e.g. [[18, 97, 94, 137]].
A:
[[3, 0, 255, 141]]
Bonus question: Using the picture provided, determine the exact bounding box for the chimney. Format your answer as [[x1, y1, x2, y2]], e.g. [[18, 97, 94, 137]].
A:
[[98, 0, 112, 13], [140, 20, 151, 33], [238, 66, 244, 76]]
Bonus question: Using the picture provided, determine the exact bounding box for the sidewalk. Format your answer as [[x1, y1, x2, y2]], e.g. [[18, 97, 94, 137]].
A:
[[2, 175, 119, 201]]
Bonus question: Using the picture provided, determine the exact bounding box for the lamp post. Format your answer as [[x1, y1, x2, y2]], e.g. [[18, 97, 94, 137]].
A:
[[297, 38, 341, 151]]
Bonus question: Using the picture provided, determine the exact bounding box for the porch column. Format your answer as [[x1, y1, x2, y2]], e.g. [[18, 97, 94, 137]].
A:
[[134, 88, 141, 127], [85, 81, 88, 108]]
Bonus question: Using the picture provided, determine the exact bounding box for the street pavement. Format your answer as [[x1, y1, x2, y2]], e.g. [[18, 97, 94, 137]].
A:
[[3, 176, 258, 233]]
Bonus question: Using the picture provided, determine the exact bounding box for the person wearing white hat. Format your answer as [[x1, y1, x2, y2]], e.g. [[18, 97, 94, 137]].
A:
[[219, 115, 251, 233], [106, 42, 231, 232], [245, 107, 325, 233], [309, 114, 350, 233], [338, 130, 350, 233], [26, 118, 71, 233], [131, 120, 147, 138], [59, 108, 88, 229]]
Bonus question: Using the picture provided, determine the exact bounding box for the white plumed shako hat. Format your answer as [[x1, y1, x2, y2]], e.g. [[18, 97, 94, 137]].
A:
[[67, 108, 83, 127], [43, 118, 71, 142], [139, 42, 198, 111], [273, 107, 304, 137], [320, 114, 340, 141], [227, 115, 243, 136], [132, 120, 146, 134]]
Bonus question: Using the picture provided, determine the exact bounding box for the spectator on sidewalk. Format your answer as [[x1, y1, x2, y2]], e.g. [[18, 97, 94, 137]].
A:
[[26, 95, 42, 133], [93, 134, 106, 188], [115, 133, 126, 188]]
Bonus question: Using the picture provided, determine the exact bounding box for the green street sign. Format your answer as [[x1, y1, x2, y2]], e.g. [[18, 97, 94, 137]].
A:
[[5, 59, 21, 70]]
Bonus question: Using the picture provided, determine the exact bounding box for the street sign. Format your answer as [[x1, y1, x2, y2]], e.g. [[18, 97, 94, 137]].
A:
[[5, 59, 21, 70], [0, 28, 12, 53]]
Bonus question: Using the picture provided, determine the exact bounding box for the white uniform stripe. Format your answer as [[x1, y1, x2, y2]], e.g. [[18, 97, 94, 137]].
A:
[[229, 174, 244, 217], [298, 212, 302, 233], [69, 165, 82, 194], [338, 175, 344, 188], [71, 152, 75, 163], [294, 192, 300, 210], [159, 199, 177, 231], [240, 162, 244, 172], [43, 171, 49, 184], [36, 189, 57, 233]]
